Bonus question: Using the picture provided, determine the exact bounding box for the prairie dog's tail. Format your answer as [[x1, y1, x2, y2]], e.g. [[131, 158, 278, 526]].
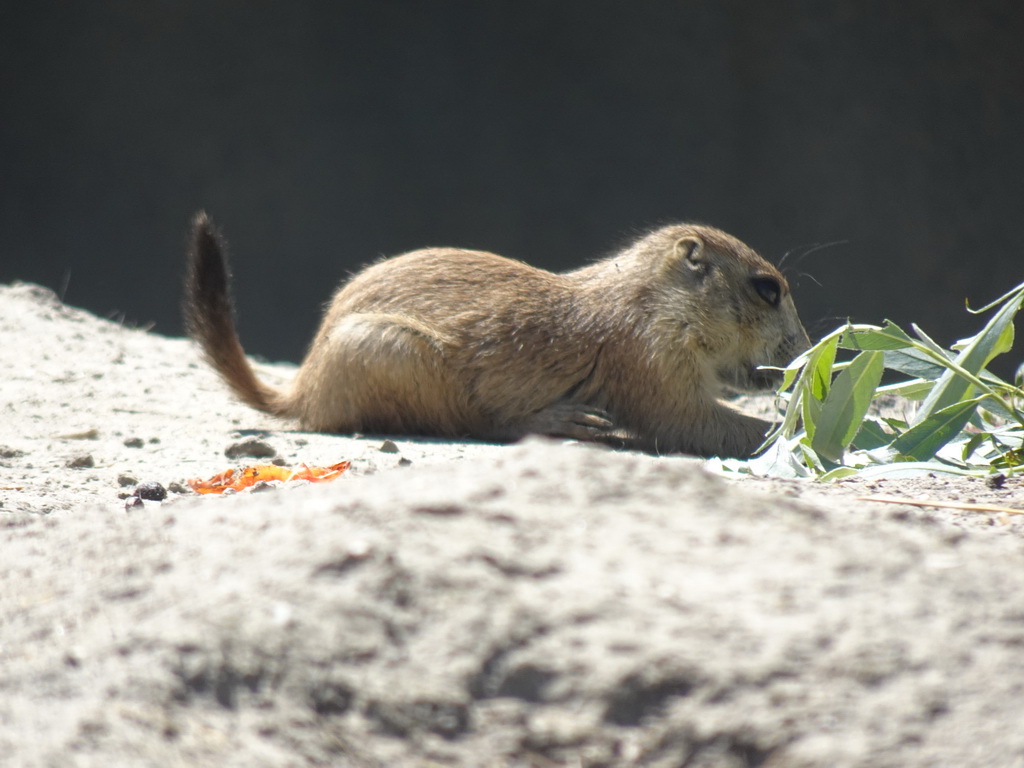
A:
[[184, 211, 291, 418]]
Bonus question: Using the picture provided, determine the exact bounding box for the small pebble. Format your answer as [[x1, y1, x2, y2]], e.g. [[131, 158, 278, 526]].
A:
[[123, 437, 145, 448], [379, 440, 400, 453], [66, 454, 95, 469], [117, 473, 139, 487], [135, 481, 168, 502], [225, 437, 277, 459], [987, 473, 1006, 490], [167, 481, 189, 494]]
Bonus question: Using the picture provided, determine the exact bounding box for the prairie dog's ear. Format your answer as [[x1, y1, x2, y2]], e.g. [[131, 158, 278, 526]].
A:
[[665, 235, 706, 272]]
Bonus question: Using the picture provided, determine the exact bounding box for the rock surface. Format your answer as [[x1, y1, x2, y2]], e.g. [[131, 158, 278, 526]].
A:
[[3, 282, 1024, 767]]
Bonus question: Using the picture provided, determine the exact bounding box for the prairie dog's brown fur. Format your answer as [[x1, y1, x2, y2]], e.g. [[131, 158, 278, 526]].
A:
[[184, 213, 810, 457]]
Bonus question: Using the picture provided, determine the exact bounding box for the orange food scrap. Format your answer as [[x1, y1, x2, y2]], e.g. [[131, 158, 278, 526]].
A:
[[187, 461, 351, 494]]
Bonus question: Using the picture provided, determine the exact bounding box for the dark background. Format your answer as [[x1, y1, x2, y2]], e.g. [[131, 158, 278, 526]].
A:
[[3, 1, 1022, 372]]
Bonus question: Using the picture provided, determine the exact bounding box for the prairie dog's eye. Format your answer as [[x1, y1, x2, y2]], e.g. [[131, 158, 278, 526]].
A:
[[752, 275, 782, 307]]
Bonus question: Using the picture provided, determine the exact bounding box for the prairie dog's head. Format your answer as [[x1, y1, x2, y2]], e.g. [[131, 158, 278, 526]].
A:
[[646, 224, 811, 393]]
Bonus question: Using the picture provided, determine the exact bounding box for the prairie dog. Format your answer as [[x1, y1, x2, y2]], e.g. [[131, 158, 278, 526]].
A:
[[184, 213, 810, 457]]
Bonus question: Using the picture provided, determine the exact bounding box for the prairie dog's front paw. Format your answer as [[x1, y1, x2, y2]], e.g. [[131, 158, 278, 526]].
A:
[[523, 402, 615, 441]]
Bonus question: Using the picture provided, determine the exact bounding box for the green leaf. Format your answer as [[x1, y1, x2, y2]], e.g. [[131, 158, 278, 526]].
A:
[[797, 441, 828, 473], [913, 286, 1024, 425], [992, 448, 1024, 470], [882, 416, 908, 431], [744, 437, 812, 478], [961, 432, 988, 462], [792, 334, 839, 445], [980, 368, 1016, 390], [810, 350, 885, 462], [975, 398, 1019, 426], [892, 397, 985, 461], [966, 280, 1024, 314], [761, 329, 845, 451], [802, 387, 822, 443], [874, 379, 933, 400], [854, 462, 983, 479], [850, 418, 892, 451], [818, 466, 861, 481], [809, 335, 838, 401], [777, 350, 811, 392], [911, 323, 952, 359], [883, 348, 948, 381], [841, 320, 915, 351]]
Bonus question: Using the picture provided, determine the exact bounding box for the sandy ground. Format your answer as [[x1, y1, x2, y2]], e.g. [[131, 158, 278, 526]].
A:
[[3, 280, 1024, 768]]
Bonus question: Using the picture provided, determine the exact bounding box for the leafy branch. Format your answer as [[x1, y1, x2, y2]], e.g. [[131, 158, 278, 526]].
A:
[[713, 281, 1024, 479]]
